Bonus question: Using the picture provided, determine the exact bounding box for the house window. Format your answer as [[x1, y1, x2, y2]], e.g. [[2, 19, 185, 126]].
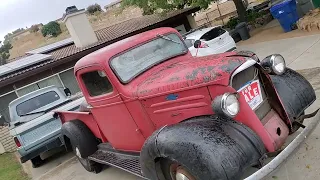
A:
[[17, 75, 63, 96], [59, 69, 80, 94], [81, 71, 113, 97]]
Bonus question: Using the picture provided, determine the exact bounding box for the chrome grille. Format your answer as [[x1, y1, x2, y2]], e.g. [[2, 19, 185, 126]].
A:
[[232, 66, 271, 120]]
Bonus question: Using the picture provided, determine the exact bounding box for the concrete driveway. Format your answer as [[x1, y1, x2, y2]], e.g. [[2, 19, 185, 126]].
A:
[[32, 34, 320, 180]]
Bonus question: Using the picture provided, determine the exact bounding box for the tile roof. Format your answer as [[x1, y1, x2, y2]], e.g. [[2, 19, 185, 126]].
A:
[[50, 7, 199, 60], [0, 7, 199, 84]]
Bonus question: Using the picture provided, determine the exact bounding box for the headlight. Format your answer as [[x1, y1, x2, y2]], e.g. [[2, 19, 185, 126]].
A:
[[212, 93, 240, 118], [270, 54, 285, 75], [260, 54, 286, 75]]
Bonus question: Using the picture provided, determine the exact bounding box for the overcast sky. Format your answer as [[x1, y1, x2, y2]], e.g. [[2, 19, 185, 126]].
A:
[[0, 0, 115, 41]]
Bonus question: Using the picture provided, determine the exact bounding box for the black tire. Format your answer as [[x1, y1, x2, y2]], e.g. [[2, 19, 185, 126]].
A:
[[62, 120, 102, 173], [73, 144, 102, 173], [31, 156, 44, 168], [62, 120, 98, 158]]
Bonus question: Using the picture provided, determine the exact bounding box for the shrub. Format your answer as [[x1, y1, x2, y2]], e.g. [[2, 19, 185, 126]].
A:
[[225, 17, 240, 29], [41, 21, 62, 37], [87, 4, 102, 15], [245, 11, 264, 23]]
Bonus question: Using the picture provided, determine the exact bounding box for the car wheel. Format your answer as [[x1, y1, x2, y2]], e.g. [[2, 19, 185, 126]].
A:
[[159, 158, 196, 180], [31, 155, 44, 168]]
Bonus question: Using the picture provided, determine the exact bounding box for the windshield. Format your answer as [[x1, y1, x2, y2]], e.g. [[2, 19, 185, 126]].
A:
[[16, 91, 60, 117], [110, 33, 187, 82]]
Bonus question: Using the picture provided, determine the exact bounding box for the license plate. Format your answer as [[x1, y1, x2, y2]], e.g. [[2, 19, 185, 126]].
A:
[[238, 80, 263, 110]]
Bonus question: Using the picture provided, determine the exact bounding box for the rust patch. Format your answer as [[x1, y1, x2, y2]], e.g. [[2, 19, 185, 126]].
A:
[[135, 54, 247, 96]]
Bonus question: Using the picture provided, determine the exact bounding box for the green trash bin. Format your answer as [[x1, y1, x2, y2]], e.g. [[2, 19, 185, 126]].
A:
[[313, 0, 320, 8]]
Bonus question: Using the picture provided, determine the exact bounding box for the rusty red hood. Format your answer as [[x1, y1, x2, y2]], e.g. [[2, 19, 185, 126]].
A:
[[130, 53, 247, 97]]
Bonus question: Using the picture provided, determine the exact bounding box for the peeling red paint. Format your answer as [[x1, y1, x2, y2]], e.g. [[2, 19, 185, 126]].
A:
[[132, 54, 246, 97]]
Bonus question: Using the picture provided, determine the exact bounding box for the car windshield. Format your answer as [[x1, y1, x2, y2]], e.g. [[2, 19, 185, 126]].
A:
[[16, 91, 60, 117], [110, 33, 187, 82]]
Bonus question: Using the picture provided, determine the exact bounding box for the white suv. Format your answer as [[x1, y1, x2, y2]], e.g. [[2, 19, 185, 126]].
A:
[[184, 26, 236, 57]]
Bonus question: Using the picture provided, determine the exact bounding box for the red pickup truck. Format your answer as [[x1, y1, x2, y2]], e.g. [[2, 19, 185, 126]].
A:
[[55, 27, 320, 180]]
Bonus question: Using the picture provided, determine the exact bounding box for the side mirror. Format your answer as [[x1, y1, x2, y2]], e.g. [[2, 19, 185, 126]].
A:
[[64, 88, 72, 97], [194, 40, 201, 48]]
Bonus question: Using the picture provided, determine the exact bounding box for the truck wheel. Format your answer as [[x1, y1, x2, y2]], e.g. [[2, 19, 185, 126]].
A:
[[31, 156, 44, 168], [159, 158, 196, 180], [61, 120, 98, 158], [61, 120, 102, 173], [74, 146, 102, 173]]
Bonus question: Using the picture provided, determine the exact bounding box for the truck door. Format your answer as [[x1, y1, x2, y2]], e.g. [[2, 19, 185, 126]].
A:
[[77, 66, 145, 152]]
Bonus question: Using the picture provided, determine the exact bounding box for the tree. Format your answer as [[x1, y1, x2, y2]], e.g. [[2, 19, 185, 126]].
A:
[[3, 33, 12, 44], [87, 4, 102, 15], [12, 28, 25, 35], [41, 21, 62, 37], [122, 0, 247, 21], [0, 41, 13, 65]]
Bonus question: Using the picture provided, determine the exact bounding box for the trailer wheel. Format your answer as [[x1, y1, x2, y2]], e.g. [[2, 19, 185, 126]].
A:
[[30, 155, 44, 168], [159, 158, 196, 180]]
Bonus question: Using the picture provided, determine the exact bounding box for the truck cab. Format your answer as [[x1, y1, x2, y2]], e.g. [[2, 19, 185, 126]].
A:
[[55, 27, 319, 180]]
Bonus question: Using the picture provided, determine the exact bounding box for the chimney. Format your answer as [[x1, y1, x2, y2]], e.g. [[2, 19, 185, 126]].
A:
[[63, 6, 98, 48]]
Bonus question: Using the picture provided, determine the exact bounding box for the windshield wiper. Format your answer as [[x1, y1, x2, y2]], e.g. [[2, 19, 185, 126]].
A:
[[20, 110, 47, 117], [157, 34, 181, 44]]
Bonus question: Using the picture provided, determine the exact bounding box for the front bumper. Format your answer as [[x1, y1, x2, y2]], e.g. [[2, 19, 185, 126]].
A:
[[245, 109, 320, 180], [20, 137, 63, 163]]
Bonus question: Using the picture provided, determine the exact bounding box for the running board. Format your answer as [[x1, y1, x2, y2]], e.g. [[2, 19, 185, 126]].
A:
[[88, 149, 147, 179]]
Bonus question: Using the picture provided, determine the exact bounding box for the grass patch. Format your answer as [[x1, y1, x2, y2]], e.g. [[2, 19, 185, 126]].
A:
[[0, 153, 29, 180]]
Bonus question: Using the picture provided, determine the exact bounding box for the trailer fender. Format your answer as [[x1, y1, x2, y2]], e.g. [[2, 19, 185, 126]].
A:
[[270, 68, 316, 123], [140, 116, 266, 180]]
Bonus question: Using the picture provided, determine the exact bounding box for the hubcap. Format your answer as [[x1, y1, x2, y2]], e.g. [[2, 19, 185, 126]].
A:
[[174, 166, 195, 180], [176, 172, 190, 180]]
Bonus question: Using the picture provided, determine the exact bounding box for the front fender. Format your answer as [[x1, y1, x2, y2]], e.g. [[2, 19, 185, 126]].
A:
[[140, 116, 266, 180], [270, 68, 316, 122]]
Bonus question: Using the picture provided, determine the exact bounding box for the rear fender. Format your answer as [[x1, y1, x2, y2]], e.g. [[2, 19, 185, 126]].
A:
[[270, 68, 316, 123], [55, 111, 107, 142], [140, 115, 266, 180]]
